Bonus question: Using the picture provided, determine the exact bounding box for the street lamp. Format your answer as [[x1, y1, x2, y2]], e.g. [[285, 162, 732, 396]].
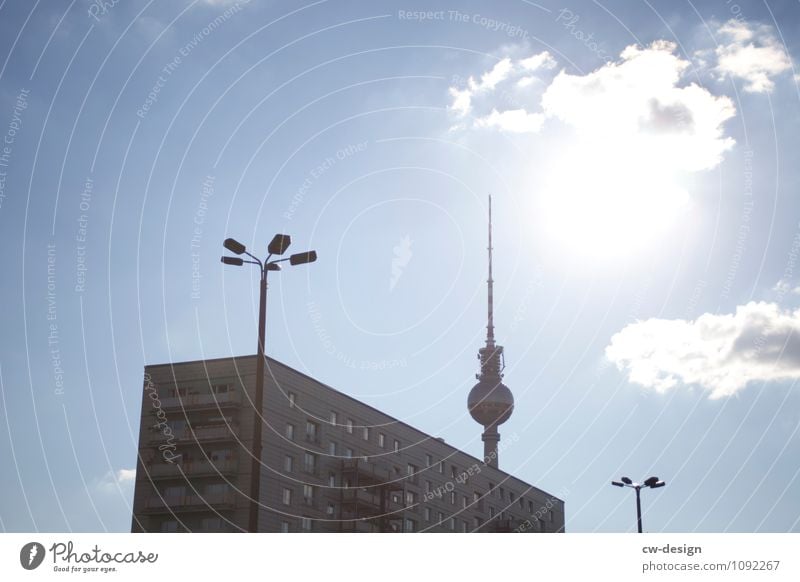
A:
[[221, 234, 317, 532], [611, 475, 665, 533]]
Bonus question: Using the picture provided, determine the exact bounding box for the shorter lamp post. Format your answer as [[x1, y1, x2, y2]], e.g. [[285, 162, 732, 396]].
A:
[[221, 234, 317, 532], [611, 476, 665, 533]]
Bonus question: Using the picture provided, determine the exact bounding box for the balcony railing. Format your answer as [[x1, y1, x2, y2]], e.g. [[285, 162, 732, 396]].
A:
[[159, 392, 241, 410], [143, 491, 236, 511], [148, 460, 238, 478], [149, 424, 238, 444]]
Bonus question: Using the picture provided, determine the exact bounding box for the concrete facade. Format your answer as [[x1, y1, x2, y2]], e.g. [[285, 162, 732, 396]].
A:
[[131, 355, 565, 533]]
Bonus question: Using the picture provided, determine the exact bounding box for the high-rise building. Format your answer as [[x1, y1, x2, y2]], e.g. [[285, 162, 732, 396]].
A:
[[131, 355, 564, 533], [130, 198, 564, 532]]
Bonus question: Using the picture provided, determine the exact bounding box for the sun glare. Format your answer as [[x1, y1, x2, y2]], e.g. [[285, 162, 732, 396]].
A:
[[539, 140, 690, 258]]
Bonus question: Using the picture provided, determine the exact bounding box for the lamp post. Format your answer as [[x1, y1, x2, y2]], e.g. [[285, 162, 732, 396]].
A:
[[221, 235, 317, 532], [611, 476, 665, 533]]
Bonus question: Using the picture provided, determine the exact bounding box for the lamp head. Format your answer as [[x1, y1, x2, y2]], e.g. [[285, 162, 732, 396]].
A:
[[611, 481, 625, 487], [221, 256, 244, 266], [621, 477, 632, 485], [268, 234, 291, 255], [643, 476, 660, 488], [289, 250, 317, 266], [223, 238, 246, 255]]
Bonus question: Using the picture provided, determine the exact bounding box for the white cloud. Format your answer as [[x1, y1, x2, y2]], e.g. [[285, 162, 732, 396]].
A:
[[541, 40, 736, 172], [95, 468, 136, 494], [714, 19, 793, 93], [606, 302, 800, 398], [448, 42, 736, 165], [773, 279, 800, 296], [472, 58, 514, 91], [448, 51, 555, 129], [474, 108, 545, 133], [520, 52, 557, 71]]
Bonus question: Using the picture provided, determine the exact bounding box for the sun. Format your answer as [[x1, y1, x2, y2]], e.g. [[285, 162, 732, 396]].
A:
[[538, 138, 691, 259]]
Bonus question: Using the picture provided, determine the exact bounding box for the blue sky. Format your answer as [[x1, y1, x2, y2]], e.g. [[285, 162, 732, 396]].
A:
[[1, 0, 800, 533]]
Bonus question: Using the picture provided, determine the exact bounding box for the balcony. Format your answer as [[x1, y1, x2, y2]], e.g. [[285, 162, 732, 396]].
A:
[[143, 491, 236, 513], [149, 424, 238, 444], [147, 459, 238, 479], [159, 391, 241, 411], [340, 487, 383, 511]]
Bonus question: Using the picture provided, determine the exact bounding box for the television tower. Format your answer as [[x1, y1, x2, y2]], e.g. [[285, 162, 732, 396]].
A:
[[467, 195, 514, 469]]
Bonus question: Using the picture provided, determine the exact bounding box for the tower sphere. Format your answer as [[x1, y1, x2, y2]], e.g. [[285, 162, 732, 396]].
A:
[[468, 378, 514, 427]]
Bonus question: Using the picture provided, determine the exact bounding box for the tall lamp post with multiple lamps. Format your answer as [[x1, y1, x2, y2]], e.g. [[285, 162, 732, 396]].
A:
[[221, 234, 317, 533], [611, 476, 666, 533]]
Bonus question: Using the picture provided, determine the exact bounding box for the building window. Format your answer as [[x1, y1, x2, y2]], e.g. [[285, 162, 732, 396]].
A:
[[509, 491, 515, 503], [548, 509, 554, 522], [449, 517, 456, 531], [281, 521, 290, 533], [209, 448, 232, 462], [499, 487, 505, 500], [330, 411, 337, 426], [168, 386, 186, 398], [407, 463, 417, 481], [346, 419, 354, 434], [282, 487, 292, 505], [212, 383, 231, 394], [489, 507, 495, 518], [362, 426, 369, 441], [405, 518, 417, 532], [329, 441, 337, 456], [303, 484, 314, 505], [378, 433, 386, 448], [164, 485, 184, 498], [437, 511, 444, 524], [301, 517, 312, 532], [473, 517, 483, 530], [424, 507, 431, 522], [425, 480, 432, 494], [285, 423, 295, 440], [160, 520, 178, 532], [201, 517, 222, 531], [538, 518, 546, 532], [438, 460, 445, 474], [450, 491, 456, 505], [462, 520, 468, 533], [489, 482, 495, 495], [284, 455, 293, 472], [425, 454, 433, 467], [345, 448, 353, 458], [204, 483, 229, 496], [451, 465, 457, 479], [327, 503, 335, 516], [393, 439, 400, 452], [287, 391, 296, 408], [328, 473, 336, 487], [305, 420, 319, 442], [405, 491, 416, 506], [304, 452, 317, 474], [462, 495, 468, 509]]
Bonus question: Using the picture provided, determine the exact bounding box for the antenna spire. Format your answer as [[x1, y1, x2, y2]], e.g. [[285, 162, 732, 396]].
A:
[[487, 195, 495, 348]]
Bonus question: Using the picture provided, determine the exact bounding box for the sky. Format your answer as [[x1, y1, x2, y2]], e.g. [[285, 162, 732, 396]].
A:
[[1, 0, 799, 533]]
